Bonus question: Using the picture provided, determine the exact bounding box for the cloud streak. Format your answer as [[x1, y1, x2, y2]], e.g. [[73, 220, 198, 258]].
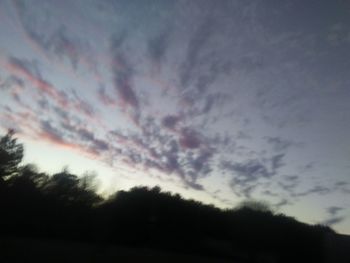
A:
[[6, 57, 69, 107], [110, 35, 139, 111]]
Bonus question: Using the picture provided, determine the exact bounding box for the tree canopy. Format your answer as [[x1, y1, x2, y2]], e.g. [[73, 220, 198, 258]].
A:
[[0, 129, 23, 181]]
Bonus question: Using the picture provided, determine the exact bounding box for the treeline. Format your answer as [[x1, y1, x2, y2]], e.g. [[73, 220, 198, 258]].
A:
[[0, 131, 333, 262]]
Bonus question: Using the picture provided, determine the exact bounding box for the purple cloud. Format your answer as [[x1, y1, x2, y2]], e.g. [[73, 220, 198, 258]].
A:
[[179, 128, 201, 149], [161, 115, 180, 130]]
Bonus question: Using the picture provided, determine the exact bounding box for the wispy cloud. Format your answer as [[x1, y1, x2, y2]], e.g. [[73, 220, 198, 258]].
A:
[[179, 17, 215, 89], [6, 57, 69, 107], [110, 34, 139, 112], [265, 136, 295, 152], [321, 206, 346, 227], [147, 29, 171, 67], [222, 153, 286, 198], [327, 206, 344, 216], [295, 185, 332, 197], [321, 217, 345, 226], [12, 0, 89, 70], [97, 86, 117, 106]]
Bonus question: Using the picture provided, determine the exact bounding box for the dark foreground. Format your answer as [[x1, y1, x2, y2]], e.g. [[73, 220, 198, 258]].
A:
[[1, 237, 234, 263], [324, 233, 350, 263], [2, 234, 350, 263]]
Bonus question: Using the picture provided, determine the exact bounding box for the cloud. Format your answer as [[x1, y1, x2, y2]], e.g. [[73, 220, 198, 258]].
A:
[[39, 120, 76, 150], [112, 49, 139, 110], [6, 57, 69, 107], [110, 39, 139, 110], [262, 190, 279, 197], [0, 102, 40, 135], [12, 1, 85, 69], [11, 92, 22, 104], [184, 181, 204, 191], [93, 138, 109, 152], [53, 106, 69, 122], [4, 59, 96, 129], [230, 183, 257, 199], [45, 26, 80, 69], [187, 149, 213, 175], [278, 178, 299, 196], [195, 58, 233, 94], [97, 86, 117, 106], [321, 216, 345, 227], [223, 160, 270, 181], [319, 206, 346, 227], [274, 198, 290, 210], [295, 185, 332, 197], [0, 75, 24, 90], [299, 163, 314, 173], [147, 29, 171, 65], [77, 128, 95, 142], [179, 128, 201, 149], [0, 75, 27, 107], [106, 116, 214, 191], [285, 175, 299, 182], [70, 89, 95, 118], [327, 206, 344, 216], [179, 17, 215, 89], [222, 154, 286, 198], [271, 153, 285, 171], [163, 152, 180, 173], [201, 93, 228, 114], [334, 181, 350, 195], [161, 115, 180, 130], [235, 54, 264, 72], [223, 160, 269, 198], [59, 122, 109, 154], [37, 122, 100, 159], [265, 136, 294, 152]]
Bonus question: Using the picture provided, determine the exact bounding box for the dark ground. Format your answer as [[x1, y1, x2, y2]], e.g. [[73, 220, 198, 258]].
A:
[[1, 236, 235, 263], [324, 233, 350, 263], [2, 234, 350, 263]]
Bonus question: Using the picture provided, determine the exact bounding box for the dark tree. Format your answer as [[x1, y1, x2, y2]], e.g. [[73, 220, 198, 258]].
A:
[[0, 129, 23, 182]]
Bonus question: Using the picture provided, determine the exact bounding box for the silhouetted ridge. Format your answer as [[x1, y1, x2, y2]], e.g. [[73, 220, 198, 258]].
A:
[[0, 131, 334, 262]]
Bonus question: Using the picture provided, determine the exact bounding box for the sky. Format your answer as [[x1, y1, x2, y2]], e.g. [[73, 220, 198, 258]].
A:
[[0, 0, 349, 234]]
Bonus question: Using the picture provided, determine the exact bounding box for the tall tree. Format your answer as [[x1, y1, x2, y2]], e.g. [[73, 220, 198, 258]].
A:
[[0, 129, 24, 181]]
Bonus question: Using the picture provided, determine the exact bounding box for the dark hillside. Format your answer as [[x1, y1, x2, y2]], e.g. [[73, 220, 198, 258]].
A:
[[0, 131, 336, 262]]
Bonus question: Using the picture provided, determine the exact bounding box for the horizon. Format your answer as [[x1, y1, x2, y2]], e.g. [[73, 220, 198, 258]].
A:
[[0, 0, 349, 235]]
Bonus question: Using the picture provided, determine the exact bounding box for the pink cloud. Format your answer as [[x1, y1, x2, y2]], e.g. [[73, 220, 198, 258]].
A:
[[38, 129, 99, 159], [5, 60, 69, 107]]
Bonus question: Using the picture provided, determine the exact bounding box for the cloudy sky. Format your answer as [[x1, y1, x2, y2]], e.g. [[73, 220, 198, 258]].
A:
[[0, 0, 349, 234]]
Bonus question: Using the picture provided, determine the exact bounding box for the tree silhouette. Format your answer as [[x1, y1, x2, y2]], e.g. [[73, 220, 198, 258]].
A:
[[0, 131, 335, 262], [0, 129, 23, 182], [236, 199, 273, 213], [42, 168, 101, 208]]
